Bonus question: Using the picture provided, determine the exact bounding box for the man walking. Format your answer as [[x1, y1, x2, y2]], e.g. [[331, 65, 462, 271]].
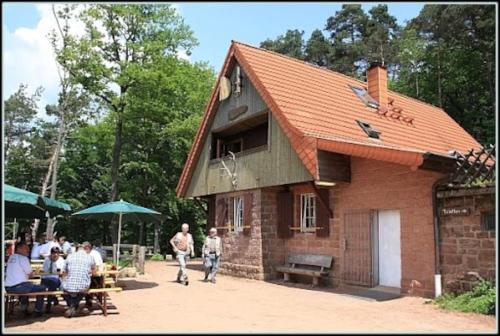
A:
[[169, 223, 194, 285], [202, 227, 222, 284], [61, 241, 96, 318]]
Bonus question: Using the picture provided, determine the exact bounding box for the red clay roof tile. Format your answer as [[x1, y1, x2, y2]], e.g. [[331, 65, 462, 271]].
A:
[[176, 41, 482, 197]]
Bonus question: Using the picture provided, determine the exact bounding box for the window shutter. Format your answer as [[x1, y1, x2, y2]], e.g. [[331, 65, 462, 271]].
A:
[[243, 193, 253, 236], [277, 191, 293, 239], [316, 189, 331, 237], [216, 198, 228, 233], [207, 196, 216, 235]]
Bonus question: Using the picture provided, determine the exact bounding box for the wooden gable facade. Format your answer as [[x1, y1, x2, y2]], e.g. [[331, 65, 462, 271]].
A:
[[184, 63, 312, 197]]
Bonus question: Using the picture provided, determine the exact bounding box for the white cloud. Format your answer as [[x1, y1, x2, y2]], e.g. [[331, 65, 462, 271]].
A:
[[3, 4, 85, 119]]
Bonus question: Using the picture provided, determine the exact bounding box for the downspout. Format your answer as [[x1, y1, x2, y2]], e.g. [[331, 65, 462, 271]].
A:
[[432, 175, 451, 298]]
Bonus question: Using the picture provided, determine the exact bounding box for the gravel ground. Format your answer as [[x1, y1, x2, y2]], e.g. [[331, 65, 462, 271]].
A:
[[4, 260, 497, 333]]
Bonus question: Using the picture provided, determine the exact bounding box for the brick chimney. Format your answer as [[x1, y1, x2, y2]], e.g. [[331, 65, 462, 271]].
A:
[[367, 63, 388, 109]]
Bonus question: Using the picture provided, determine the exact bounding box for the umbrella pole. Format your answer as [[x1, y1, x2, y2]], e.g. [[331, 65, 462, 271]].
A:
[[116, 212, 123, 266]]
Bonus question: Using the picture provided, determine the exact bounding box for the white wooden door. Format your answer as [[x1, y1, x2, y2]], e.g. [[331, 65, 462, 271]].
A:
[[378, 210, 401, 288]]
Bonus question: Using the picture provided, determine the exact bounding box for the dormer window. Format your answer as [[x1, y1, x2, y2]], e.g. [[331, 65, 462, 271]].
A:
[[356, 120, 381, 139], [349, 85, 379, 109]]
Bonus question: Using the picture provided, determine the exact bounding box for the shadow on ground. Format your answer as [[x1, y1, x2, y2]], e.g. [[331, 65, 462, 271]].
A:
[[118, 279, 159, 291], [4, 298, 120, 328], [265, 279, 401, 302]]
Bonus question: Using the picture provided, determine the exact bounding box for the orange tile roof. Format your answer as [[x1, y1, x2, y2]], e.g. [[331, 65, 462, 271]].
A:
[[176, 41, 482, 197]]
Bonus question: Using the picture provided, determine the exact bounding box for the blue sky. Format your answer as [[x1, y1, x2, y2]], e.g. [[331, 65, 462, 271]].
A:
[[3, 2, 423, 115]]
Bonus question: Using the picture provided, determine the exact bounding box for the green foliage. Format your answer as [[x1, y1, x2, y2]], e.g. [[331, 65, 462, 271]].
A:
[[149, 253, 164, 261], [260, 29, 305, 60], [434, 281, 496, 315]]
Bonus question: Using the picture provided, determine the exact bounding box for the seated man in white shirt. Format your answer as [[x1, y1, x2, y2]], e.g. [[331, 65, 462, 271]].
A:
[[30, 234, 47, 260], [84, 241, 105, 309], [58, 236, 72, 258], [41, 247, 66, 313], [5, 242, 47, 317]]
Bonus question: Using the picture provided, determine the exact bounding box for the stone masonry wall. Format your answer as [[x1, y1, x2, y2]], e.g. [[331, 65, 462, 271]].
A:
[[439, 189, 496, 294], [217, 189, 265, 280]]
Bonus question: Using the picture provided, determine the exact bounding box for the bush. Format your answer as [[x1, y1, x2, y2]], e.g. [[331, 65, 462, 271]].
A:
[[434, 280, 496, 315], [149, 253, 164, 261]]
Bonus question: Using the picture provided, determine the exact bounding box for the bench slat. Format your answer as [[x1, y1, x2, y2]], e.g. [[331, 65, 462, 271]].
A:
[[276, 266, 328, 277], [5, 287, 122, 297]]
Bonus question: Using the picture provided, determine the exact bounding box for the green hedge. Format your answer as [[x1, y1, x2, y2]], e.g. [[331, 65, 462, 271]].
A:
[[434, 280, 496, 315], [148, 253, 164, 261]]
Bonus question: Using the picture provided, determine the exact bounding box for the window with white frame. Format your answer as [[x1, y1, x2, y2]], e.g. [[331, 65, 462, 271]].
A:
[[300, 193, 316, 231], [233, 196, 244, 232]]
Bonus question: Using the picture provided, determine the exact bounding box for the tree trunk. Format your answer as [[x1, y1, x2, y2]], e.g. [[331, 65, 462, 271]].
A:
[[154, 221, 160, 253], [45, 112, 65, 239], [416, 74, 419, 98], [31, 218, 40, 243], [437, 43, 443, 108], [138, 221, 144, 246], [110, 116, 123, 244]]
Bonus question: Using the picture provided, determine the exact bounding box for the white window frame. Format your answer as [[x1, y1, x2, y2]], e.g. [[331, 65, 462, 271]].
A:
[[233, 196, 244, 232], [300, 193, 316, 232]]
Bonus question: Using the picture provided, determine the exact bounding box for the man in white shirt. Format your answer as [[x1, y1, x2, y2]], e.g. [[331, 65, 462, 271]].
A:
[[5, 242, 47, 316], [169, 223, 195, 286], [30, 234, 46, 260], [59, 236, 72, 257], [39, 235, 60, 259], [85, 242, 105, 310], [202, 227, 222, 284], [41, 247, 65, 312]]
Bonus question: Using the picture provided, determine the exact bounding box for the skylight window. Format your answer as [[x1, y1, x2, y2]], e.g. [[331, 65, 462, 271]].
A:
[[349, 85, 379, 109], [356, 120, 381, 139]]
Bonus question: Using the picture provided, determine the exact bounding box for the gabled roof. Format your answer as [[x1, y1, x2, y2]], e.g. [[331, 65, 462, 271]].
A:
[[176, 41, 482, 197]]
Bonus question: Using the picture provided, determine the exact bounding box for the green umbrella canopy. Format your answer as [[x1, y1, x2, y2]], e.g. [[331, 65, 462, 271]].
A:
[[4, 184, 72, 219], [72, 199, 163, 223], [72, 200, 163, 265]]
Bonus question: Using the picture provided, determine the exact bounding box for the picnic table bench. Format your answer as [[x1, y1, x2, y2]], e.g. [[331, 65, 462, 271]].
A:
[[276, 253, 333, 287], [4, 287, 123, 317]]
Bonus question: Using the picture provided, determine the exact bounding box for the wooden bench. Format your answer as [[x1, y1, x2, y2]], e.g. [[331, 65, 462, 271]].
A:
[[4, 287, 122, 317], [276, 253, 333, 287]]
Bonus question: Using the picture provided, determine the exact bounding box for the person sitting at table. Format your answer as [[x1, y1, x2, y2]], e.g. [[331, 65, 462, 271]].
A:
[[4, 242, 47, 317], [41, 246, 65, 313], [93, 239, 108, 261], [59, 236, 72, 257], [39, 235, 60, 259], [61, 241, 96, 318], [30, 234, 46, 260], [84, 241, 105, 310]]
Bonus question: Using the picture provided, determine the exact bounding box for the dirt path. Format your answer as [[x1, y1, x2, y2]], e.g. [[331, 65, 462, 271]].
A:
[[5, 260, 496, 333]]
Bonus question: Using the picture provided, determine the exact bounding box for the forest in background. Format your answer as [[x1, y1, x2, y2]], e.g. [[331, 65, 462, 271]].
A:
[[3, 4, 496, 254]]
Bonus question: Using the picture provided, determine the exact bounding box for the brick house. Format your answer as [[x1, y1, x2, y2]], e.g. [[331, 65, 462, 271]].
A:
[[176, 41, 483, 298]]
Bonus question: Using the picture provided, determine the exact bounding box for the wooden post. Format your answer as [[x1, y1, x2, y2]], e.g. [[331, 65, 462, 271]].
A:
[[132, 244, 138, 268], [154, 221, 160, 254], [138, 246, 146, 275], [112, 244, 117, 265]]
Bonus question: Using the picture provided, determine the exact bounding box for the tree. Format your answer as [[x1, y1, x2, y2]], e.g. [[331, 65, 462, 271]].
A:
[[260, 29, 305, 59], [325, 4, 368, 77], [4, 84, 43, 159], [54, 4, 198, 242], [364, 5, 401, 77], [391, 28, 426, 97], [406, 4, 495, 145], [304, 29, 332, 67]]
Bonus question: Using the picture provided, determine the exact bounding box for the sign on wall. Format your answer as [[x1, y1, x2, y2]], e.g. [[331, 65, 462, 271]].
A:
[[440, 207, 471, 216]]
